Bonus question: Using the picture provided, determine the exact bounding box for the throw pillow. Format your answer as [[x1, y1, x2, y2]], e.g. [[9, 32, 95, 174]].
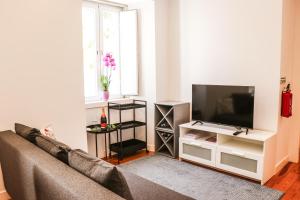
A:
[[35, 135, 71, 164], [40, 124, 56, 139], [68, 149, 133, 200], [15, 123, 41, 143]]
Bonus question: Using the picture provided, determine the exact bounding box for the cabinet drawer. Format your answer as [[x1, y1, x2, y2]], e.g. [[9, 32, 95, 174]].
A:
[[216, 146, 263, 180], [179, 138, 216, 167]]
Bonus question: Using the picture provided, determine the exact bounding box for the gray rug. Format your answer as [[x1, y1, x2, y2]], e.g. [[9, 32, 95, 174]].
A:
[[120, 155, 283, 200]]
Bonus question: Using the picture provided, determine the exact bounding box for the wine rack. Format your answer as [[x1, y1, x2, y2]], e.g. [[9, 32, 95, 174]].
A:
[[154, 102, 190, 158]]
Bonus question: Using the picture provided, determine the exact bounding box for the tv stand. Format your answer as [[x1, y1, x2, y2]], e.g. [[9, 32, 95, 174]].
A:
[[192, 120, 204, 126], [179, 121, 276, 185]]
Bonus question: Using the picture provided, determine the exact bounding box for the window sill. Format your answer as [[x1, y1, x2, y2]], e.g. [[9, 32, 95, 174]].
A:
[[85, 97, 133, 109]]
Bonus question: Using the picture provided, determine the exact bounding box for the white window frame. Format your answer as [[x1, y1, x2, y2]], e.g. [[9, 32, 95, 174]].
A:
[[83, 1, 123, 103]]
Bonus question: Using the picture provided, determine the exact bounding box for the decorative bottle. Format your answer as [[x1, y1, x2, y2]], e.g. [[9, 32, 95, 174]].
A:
[[100, 108, 107, 129]]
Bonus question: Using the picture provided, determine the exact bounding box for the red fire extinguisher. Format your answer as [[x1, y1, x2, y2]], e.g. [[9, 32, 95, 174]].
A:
[[281, 84, 293, 118]]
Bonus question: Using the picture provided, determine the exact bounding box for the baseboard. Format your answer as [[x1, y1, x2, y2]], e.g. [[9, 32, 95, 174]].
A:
[[275, 155, 289, 173], [147, 144, 155, 152]]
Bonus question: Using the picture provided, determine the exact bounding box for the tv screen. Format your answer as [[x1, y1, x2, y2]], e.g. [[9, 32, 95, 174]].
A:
[[192, 85, 255, 128]]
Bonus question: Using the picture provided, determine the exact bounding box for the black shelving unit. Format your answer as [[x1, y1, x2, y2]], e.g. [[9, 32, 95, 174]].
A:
[[108, 100, 147, 163]]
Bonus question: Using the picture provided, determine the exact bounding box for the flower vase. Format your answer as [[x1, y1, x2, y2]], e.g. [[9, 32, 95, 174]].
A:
[[103, 91, 109, 101]]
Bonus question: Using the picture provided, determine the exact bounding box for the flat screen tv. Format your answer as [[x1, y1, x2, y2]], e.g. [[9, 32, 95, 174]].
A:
[[192, 85, 255, 128]]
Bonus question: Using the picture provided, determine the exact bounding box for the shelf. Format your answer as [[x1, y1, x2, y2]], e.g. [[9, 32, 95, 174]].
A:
[[156, 130, 174, 157], [156, 105, 172, 116], [155, 127, 174, 133], [157, 148, 175, 158], [154, 102, 190, 158], [181, 137, 217, 147], [155, 104, 174, 130], [110, 139, 146, 155], [156, 101, 188, 106], [219, 140, 263, 155], [115, 120, 146, 130], [179, 121, 276, 142], [87, 121, 145, 133], [109, 103, 146, 110], [107, 99, 147, 163], [86, 124, 117, 134], [156, 118, 173, 129]]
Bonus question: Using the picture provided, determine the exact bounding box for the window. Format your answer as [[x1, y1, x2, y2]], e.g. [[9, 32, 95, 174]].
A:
[[82, 1, 138, 102]]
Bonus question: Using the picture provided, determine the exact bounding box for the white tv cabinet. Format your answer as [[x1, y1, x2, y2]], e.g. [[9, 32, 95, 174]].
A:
[[179, 122, 276, 185]]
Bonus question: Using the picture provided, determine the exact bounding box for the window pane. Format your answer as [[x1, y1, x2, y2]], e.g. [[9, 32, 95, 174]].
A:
[[120, 10, 138, 95], [82, 6, 99, 99], [102, 9, 121, 96]]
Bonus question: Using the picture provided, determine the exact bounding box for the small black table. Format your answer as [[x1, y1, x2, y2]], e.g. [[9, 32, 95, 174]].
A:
[[86, 124, 118, 158]]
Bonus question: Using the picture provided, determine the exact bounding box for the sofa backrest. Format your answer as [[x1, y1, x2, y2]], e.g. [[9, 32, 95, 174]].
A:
[[0, 131, 124, 200]]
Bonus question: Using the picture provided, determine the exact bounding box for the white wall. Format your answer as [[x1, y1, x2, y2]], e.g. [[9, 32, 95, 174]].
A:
[[290, 0, 300, 160], [156, 0, 285, 133], [155, 0, 172, 101], [132, 0, 156, 151], [277, 0, 298, 164], [0, 0, 87, 149], [155, 0, 289, 165], [178, 0, 282, 132], [0, 0, 87, 190]]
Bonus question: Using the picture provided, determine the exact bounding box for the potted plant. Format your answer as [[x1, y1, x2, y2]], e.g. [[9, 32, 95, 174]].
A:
[[100, 53, 116, 101]]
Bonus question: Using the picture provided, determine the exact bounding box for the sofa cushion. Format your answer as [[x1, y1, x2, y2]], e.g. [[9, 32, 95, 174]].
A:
[[117, 168, 194, 200], [69, 149, 133, 200], [15, 123, 41, 143], [36, 135, 71, 164]]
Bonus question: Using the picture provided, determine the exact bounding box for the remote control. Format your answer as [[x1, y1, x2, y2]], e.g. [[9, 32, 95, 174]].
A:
[[233, 131, 243, 136]]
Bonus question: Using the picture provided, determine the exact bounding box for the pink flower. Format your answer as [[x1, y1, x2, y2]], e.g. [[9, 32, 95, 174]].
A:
[[102, 52, 117, 69]]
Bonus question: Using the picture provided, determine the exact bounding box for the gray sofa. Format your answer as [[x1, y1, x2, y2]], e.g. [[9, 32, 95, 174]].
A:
[[0, 130, 193, 200]]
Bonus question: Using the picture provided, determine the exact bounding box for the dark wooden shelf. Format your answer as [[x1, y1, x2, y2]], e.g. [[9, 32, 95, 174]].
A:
[[109, 103, 146, 110], [86, 124, 117, 134], [110, 139, 147, 156], [87, 120, 145, 134], [115, 120, 146, 130]]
